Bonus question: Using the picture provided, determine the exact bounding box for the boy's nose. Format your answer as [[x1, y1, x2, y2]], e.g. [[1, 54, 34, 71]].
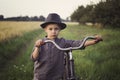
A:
[[52, 29, 56, 32], [51, 30, 55, 33]]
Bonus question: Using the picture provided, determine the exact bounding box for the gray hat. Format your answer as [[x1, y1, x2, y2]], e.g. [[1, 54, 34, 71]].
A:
[[40, 13, 66, 30]]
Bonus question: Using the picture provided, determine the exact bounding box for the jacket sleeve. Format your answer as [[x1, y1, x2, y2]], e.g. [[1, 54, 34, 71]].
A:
[[64, 39, 85, 49]]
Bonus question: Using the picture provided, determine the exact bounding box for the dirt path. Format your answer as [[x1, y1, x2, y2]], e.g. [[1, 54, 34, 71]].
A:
[[0, 29, 43, 80]]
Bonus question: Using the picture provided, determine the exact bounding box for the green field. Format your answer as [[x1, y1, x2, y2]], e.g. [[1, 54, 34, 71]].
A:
[[0, 21, 120, 80]]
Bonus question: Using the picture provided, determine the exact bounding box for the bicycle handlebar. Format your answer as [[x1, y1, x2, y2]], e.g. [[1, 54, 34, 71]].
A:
[[44, 36, 96, 51]]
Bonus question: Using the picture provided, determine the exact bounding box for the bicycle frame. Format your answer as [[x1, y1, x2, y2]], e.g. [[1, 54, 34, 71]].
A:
[[44, 36, 97, 80], [64, 50, 77, 80]]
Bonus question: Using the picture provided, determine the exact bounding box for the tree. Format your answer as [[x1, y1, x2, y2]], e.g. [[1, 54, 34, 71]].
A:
[[71, 5, 95, 24], [71, 0, 120, 28], [80, 5, 95, 23], [71, 6, 85, 22], [94, 0, 120, 27], [39, 15, 45, 21], [0, 15, 4, 20]]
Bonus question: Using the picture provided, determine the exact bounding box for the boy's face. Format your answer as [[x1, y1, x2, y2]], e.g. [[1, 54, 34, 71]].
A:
[[44, 24, 61, 39]]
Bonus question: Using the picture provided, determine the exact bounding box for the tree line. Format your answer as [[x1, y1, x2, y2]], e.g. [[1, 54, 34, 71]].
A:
[[70, 0, 120, 28], [0, 15, 45, 21], [0, 15, 70, 22]]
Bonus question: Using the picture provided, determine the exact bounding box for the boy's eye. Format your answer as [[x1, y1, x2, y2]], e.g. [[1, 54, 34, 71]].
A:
[[49, 28, 53, 30], [48, 28, 59, 30], [55, 28, 59, 30]]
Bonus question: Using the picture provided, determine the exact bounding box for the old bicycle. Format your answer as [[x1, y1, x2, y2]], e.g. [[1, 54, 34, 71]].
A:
[[44, 36, 102, 80]]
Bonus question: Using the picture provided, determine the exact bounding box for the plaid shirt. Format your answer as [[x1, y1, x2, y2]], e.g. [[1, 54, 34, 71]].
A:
[[31, 37, 84, 80]]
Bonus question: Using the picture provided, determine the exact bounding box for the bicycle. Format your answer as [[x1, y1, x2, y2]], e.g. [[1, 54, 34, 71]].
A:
[[44, 36, 102, 80]]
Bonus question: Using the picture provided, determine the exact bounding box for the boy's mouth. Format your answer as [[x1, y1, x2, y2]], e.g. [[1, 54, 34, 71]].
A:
[[52, 35, 57, 36]]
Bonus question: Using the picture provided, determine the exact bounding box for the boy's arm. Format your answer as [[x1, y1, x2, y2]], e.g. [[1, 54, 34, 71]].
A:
[[31, 39, 44, 61], [32, 47, 40, 60], [84, 35, 102, 47]]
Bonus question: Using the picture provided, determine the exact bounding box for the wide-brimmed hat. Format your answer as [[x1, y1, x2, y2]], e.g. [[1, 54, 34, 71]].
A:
[[40, 13, 66, 30]]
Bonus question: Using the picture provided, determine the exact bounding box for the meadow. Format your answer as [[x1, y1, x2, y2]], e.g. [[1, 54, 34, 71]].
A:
[[0, 21, 120, 80], [0, 21, 40, 42]]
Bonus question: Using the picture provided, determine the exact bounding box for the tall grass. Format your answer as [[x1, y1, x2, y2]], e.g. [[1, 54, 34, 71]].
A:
[[0, 21, 44, 80], [0, 21, 40, 42], [0, 21, 42, 67], [0, 28, 45, 80], [60, 24, 120, 80]]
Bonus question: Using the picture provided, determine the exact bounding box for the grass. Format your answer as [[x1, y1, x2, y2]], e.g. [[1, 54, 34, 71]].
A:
[[0, 21, 44, 80], [0, 22, 120, 80], [61, 25, 120, 80], [0, 21, 41, 67], [0, 28, 45, 80], [0, 21, 40, 42]]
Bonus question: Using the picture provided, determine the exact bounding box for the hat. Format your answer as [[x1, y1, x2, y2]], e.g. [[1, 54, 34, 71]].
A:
[[40, 13, 66, 30]]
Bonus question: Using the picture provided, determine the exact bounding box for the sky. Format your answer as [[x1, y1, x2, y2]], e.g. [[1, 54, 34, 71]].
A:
[[0, 0, 101, 19]]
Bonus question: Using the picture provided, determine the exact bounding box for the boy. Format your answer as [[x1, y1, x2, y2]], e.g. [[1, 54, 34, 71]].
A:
[[31, 13, 102, 80]]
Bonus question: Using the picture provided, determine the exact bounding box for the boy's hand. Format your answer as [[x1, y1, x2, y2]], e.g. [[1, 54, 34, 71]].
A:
[[35, 39, 44, 47], [94, 35, 103, 43], [84, 35, 103, 47]]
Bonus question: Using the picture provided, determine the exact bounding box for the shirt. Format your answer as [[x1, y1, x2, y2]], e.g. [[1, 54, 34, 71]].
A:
[[31, 37, 85, 80]]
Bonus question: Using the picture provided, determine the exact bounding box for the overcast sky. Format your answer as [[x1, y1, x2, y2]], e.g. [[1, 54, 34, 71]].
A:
[[0, 0, 101, 19]]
